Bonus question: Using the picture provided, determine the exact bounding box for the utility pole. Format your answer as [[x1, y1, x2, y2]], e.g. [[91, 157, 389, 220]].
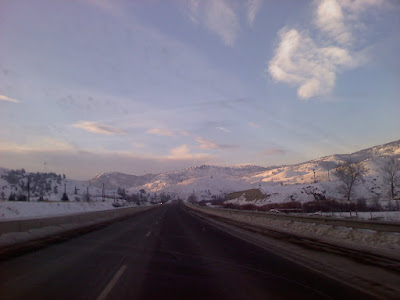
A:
[[102, 183, 105, 202]]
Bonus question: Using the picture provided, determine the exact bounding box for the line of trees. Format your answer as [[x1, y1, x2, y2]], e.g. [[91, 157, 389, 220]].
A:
[[334, 160, 367, 201], [334, 157, 399, 202], [382, 158, 400, 199]]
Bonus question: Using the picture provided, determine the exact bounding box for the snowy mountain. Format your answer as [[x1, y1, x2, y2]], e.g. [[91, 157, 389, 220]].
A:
[[88, 139, 400, 204], [89, 165, 270, 199], [89, 172, 156, 190], [244, 139, 400, 186], [0, 139, 399, 205]]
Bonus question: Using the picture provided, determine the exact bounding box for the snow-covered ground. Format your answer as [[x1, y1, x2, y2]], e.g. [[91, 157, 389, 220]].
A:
[[0, 201, 127, 220], [0, 139, 399, 219], [313, 211, 400, 222], [188, 204, 400, 252], [88, 139, 400, 206]]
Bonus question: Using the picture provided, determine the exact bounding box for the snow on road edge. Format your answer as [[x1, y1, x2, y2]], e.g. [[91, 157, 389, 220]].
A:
[[186, 203, 400, 252]]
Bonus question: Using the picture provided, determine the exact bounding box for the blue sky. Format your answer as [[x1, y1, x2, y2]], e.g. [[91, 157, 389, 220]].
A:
[[0, 0, 399, 179]]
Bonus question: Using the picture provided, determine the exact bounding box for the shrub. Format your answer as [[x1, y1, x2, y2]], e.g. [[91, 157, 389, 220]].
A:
[[17, 194, 27, 201]]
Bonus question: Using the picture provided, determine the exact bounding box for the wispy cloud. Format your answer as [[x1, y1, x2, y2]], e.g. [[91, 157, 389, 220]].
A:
[[84, 0, 123, 17], [181, 130, 191, 136], [195, 137, 218, 149], [72, 121, 126, 135], [246, 0, 263, 26], [216, 126, 230, 133], [268, 0, 383, 99], [146, 128, 175, 137], [168, 144, 210, 160], [0, 94, 21, 103], [0, 137, 74, 152], [0, 141, 213, 179], [133, 142, 145, 149], [263, 147, 286, 156], [269, 28, 355, 99], [195, 137, 236, 150], [315, 0, 350, 45], [248, 121, 260, 128], [187, 0, 239, 46], [314, 0, 384, 46]]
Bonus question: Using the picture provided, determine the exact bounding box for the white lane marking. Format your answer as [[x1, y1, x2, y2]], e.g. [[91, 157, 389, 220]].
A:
[[146, 231, 151, 237], [96, 265, 127, 300]]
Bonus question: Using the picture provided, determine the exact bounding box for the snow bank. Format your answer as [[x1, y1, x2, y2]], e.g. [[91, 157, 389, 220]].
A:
[[0, 201, 121, 220], [314, 211, 400, 222], [188, 204, 400, 252]]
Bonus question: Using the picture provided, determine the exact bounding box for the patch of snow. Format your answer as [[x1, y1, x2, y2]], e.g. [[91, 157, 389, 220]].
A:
[[0, 201, 119, 220]]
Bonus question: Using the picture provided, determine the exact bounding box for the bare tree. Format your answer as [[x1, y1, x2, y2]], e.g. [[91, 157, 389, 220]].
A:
[[334, 160, 367, 201], [319, 161, 338, 182], [187, 192, 197, 203], [382, 158, 400, 199]]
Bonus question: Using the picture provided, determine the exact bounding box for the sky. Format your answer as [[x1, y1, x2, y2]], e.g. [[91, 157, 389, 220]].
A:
[[0, 0, 399, 180]]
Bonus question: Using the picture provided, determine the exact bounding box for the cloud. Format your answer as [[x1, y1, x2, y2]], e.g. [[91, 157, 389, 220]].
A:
[[133, 142, 145, 149], [216, 126, 230, 133], [195, 137, 218, 149], [246, 0, 263, 26], [168, 144, 210, 160], [0, 138, 214, 179], [0, 146, 214, 180], [269, 28, 356, 99], [268, 0, 383, 99], [146, 128, 175, 137], [72, 121, 126, 135], [84, 0, 123, 17], [169, 144, 190, 158], [263, 147, 286, 156], [0, 94, 21, 103], [181, 130, 191, 136], [195, 137, 236, 150], [187, 0, 239, 46], [315, 0, 351, 45], [248, 121, 260, 128], [0, 137, 74, 152], [314, 0, 384, 46]]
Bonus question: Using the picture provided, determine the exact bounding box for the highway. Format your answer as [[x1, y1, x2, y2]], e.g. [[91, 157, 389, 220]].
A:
[[0, 202, 374, 299]]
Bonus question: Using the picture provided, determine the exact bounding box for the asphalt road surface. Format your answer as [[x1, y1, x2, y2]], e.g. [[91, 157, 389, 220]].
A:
[[0, 202, 374, 300]]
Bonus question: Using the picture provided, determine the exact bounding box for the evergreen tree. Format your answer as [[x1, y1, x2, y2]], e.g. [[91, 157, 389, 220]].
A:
[[61, 192, 69, 201]]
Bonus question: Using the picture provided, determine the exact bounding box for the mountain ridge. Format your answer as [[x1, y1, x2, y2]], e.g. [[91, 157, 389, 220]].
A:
[[88, 138, 400, 199], [1, 139, 399, 202]]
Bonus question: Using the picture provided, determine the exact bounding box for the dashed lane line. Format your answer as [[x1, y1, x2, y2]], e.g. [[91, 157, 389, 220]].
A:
[[96, 264, 127, 300]]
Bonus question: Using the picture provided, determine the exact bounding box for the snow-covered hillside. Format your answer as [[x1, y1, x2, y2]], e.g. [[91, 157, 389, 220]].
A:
[[90, 165, 269, 198], [1, 139, 399, 207], [87, 140, 400, 204], [0, 169, 104, 202], [230, 140, 400, 206], [89, 172, 156, 190]]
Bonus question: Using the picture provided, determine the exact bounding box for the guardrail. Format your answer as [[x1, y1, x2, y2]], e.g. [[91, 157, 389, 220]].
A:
[[186, 203, 400, 233], [0, 205, 155, 235]]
